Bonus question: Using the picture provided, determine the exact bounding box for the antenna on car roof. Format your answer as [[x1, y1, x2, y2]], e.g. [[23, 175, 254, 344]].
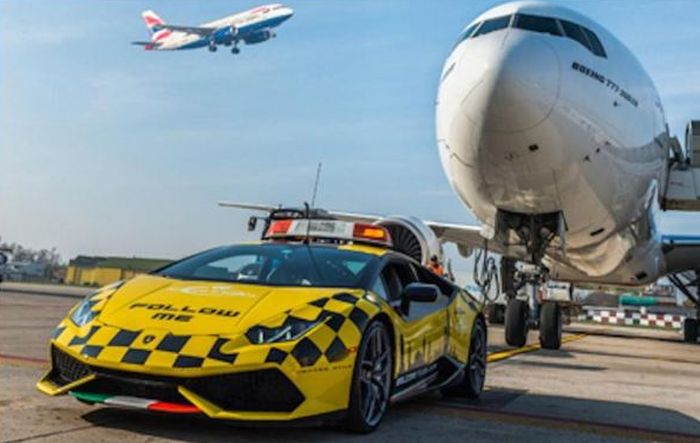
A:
[[303, 201, 311, 244], [310, 162, 322, 208]]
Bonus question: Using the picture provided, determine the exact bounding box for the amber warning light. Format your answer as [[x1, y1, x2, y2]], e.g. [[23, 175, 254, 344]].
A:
[[265, 219, 392, 247]]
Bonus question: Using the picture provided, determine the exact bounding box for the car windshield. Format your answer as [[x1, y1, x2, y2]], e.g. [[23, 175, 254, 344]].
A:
[[155, 243, 378, 288]]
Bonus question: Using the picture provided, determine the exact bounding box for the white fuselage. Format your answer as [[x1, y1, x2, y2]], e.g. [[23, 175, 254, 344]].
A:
[[155, 4, 293, 51], [436, 1, 670, 286]]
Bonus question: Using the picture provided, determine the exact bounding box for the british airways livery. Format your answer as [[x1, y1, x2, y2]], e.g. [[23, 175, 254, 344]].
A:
[[132, 4, 294, 54]]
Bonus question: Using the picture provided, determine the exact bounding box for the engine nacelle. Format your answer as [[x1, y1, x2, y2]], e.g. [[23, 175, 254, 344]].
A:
[[244, 29, 274, 45], [374, 216, 443, 265]]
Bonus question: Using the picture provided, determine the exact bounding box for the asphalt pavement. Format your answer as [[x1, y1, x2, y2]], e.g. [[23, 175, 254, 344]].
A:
[[2, 289, 699, 443]]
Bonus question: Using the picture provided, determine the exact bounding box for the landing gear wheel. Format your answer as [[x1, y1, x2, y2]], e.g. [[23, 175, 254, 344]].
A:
[[486, 303, 504, 324], [539, 302, 562, 349], [442, 318, 487, 398], [231, 47, 240, 54], [683, 318, 698, 343], [208, 45, 217, 52], [343, 321, 392, 433], [505, 299, 528, 347]]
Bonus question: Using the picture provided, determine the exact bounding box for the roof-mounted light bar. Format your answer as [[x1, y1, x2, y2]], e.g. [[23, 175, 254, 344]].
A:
[[264, 219, 392, 247]]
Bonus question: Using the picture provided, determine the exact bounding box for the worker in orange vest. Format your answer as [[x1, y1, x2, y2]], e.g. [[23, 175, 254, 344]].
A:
[[427, 255, 444, 276]]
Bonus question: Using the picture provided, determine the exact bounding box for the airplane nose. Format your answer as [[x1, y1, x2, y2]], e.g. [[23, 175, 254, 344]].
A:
[[460, 33, 560, 133]]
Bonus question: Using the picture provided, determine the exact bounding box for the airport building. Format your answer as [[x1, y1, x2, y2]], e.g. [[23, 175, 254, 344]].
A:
[[65, 255, 172, 287]]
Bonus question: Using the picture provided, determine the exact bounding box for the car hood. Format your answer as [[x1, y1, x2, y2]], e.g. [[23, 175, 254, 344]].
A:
[[96, 275, 357, 335]]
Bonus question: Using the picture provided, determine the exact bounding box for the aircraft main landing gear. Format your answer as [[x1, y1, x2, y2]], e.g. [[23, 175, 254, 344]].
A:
[[208, 44, 218, 52], [668, 271, 700, 344], [231, 46, 240, 54]]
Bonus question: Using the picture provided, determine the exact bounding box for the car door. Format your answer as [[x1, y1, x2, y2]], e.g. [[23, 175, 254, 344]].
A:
[[411, 263, 474, 367], [372, 258, 448, 394]]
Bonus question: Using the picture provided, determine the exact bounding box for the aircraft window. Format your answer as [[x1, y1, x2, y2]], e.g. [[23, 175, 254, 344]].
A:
[[471, 15, 511, 38], [513, 14, 562, 36], [559, 20, 592, 51], [559, 19, 607, 58], [582, 27, 607, 58], [453, 22, 480, 48]]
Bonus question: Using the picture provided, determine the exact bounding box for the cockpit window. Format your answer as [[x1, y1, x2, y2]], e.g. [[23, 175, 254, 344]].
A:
[[581, 27, 607, 58], [560, 20, 590, 51], [559, 19, 607, 58], [513, 14, 561, 36], [472, 15, 511, 38], [453, 22, 480, 48], [454, 13, 607, 59]]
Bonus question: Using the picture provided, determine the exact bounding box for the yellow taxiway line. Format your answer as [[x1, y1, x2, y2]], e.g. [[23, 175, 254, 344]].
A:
[[487, 333, 587, 363]]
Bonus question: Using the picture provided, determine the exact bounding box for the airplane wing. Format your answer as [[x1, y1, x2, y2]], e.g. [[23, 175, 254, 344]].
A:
[[217, 201, 506, 256], [218, 202, 280, 212], [157, 24, 218, 36], [662, 235, 700, 273], [425, 221, 491, 251]]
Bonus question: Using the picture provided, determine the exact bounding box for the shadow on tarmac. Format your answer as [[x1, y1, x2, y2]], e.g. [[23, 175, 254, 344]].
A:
[[432, 387, 700, 439], [504, 359, 607, 371], [80, 386, 700, 442]]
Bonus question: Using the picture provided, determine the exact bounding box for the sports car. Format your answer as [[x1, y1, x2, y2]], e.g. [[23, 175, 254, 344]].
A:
[[37, 218, 486, 432]]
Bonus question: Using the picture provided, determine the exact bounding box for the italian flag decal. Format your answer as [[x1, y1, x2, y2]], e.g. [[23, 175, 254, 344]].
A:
[[70, 391, 200, 414]]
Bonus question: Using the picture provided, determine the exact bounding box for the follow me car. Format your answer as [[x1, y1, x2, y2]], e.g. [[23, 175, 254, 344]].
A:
[[37, 217, 486, 432]]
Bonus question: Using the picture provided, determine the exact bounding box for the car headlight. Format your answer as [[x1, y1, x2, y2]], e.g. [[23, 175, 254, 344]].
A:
[[246, 318, 321, 344], [70, 297, 98, 327]]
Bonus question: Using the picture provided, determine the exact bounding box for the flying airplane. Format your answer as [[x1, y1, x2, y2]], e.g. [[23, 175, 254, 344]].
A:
[[220, 1, 700, 348], [132, 4, 294, 54]]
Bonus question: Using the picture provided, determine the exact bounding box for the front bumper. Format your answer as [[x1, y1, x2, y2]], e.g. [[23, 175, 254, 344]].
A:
[[38, 335, 356, 421], [37, 290, 380, 421]]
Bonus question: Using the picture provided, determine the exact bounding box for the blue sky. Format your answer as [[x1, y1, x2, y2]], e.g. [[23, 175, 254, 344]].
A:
[[1, 0, 699, 268]]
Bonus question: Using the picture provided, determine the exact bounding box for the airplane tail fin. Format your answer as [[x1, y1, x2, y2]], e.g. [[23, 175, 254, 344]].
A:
[[141, 10, 165, 35]]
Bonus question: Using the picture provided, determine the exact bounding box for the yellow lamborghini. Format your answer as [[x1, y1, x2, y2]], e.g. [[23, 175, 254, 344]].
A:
[[37, 218, 486, 432]]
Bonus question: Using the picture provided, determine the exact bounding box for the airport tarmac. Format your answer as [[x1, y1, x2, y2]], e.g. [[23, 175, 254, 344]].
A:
[[2, 289, 700, 443]]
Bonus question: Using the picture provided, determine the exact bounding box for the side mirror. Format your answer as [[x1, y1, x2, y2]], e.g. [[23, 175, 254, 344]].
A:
[[401, 283, 440, 303], [247, 216, 258, 232]]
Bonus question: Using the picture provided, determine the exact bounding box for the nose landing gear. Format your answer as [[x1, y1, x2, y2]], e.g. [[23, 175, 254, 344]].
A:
[[500, 257, 563, 349], [505, 299, 529, 347], [539, 301, 562, 349]]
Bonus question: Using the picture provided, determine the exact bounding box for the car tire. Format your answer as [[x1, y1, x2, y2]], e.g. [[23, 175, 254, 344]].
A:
[[442, 317, 487, 398], [683, 318, 698, 343], [539, 301, 562, 350], [343, 321, 392, 433], [505, 299, 528, 347]]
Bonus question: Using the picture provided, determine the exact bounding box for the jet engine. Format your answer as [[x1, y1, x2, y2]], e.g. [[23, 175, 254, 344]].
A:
[[243, 29, 274, 45], [374, 216, 443, 264]]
